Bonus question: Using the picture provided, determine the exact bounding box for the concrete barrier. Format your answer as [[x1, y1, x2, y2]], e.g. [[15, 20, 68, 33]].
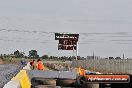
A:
[[3, 70, 31, 88], [3, 81, 20, 88]]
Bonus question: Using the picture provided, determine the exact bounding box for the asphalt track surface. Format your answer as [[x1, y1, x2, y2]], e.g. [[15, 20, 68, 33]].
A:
[[0, 64, 21, 88]]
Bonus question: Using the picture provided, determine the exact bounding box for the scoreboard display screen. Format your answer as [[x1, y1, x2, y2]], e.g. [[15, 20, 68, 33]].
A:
[[55, 33, 79, 41], [59, 40, 77, 45]]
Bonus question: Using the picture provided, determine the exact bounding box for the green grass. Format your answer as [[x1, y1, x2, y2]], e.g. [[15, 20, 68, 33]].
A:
[[2, 57, 26, 64]]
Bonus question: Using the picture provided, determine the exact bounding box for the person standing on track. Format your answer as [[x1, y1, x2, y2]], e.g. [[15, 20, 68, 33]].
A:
[[32, 60, 35, 70], [37, 59, 44, 70], [30, 59, 35, 70], [30, 60, 33, 69]]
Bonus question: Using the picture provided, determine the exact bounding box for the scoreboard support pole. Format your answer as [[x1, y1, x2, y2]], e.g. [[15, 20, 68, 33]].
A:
[[73, 45, 74, 56], [73, 43, 78, 61]]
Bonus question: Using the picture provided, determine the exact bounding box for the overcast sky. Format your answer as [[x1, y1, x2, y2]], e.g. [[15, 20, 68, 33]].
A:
[[0, 0, 132, 58]]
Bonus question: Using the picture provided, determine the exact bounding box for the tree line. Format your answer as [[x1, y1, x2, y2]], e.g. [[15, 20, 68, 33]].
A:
[[0, 50, 86, 61]]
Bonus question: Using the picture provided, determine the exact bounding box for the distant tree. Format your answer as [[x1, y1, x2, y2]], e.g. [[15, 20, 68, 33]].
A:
[[115, 57, 121, 59], [14, 50, 25, 58], [77, 56, 81, 60], [49, 56, 54, 59], [29, 50, 39, 58], [19, 53, 24, 58], [14, 50, 20, 58], [109, 57, 114, 59], [61, 56, 65, 59], [0, 54, 2, 56], [42, 55, 48, 59], [24, 56, 28, 59], [71, 56, 76, 59], [3, 54, 6, 57], [68, 56, 72, 61]]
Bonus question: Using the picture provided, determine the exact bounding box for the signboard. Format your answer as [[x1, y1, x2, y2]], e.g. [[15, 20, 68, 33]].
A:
[[58, 44, 77, 50], [55, 33, 79, 41], [85, 75, 130, 83], [55, 33, 79, 51]]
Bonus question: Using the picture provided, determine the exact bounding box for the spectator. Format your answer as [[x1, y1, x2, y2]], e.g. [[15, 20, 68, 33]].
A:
[[37, 59, 44, 70]]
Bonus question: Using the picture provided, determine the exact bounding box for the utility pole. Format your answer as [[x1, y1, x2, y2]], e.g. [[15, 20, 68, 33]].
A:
[[93, 52, 96, 71], [75, 42, 78, 61], [73, 44, 74, 56], [123, 54, 125, 59], [93, 52, 95, 59]]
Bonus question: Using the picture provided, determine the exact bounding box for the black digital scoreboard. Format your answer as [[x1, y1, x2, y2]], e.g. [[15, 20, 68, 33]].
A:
[[59, 40, 77, 45], [55, 33, 79, 50]]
